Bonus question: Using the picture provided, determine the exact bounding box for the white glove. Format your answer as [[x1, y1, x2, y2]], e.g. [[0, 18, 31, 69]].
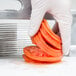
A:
[[28, 0, 72, 55]]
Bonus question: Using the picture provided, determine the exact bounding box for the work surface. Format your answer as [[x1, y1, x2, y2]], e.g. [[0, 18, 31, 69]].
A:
[[0, 55, 76, 76]]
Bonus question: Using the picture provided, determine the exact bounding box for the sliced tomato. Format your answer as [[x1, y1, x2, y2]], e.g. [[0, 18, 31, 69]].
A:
[[23, 54, 61, 63], [43, 19, 61, 43], [32, 32, 62, 57], [23, 19, 63, 63], [23, 46, 50, 57], [23, 46, 62, 62], [40, 23, 61, 49]]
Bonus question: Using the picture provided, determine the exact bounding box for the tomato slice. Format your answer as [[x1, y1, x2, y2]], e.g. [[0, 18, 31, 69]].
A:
[[23, 54, 61, 63], [23, 46, 62, 62], [43, 19, 61, 43], [23, 46, 50, 57], [23, 54, 42, 63], [40, 22, 61, 49], [32, 32, 62, 56], [23, 19, 63, 63]]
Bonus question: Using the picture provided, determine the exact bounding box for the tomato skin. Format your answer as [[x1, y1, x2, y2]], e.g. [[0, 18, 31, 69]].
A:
[[23, 19, 63, 63]]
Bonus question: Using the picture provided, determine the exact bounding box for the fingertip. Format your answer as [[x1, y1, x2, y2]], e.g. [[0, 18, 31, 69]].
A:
[[28, 29, 36, 37]]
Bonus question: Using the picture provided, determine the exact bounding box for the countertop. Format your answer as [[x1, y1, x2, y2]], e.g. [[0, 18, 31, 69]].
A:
[[0, 55, 76, 76]]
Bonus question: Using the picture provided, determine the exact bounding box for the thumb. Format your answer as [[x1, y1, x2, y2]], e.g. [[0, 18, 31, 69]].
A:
[[28, 10, 45, 37], [28, 0, 47, 37]]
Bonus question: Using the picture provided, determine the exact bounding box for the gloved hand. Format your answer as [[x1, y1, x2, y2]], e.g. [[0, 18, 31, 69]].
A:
[[28, 0, 72, 55]]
